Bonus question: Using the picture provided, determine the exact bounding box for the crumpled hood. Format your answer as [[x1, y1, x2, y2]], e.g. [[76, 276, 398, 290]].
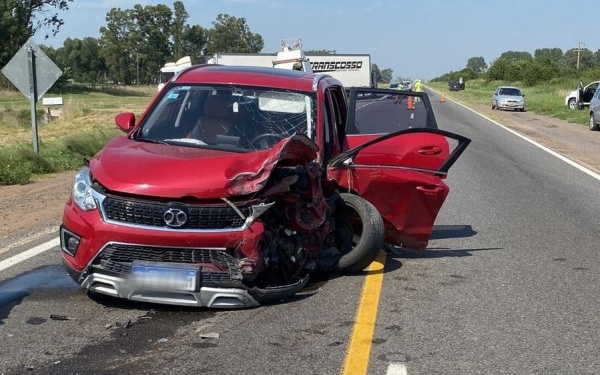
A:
[[89, 135, 319, 199]]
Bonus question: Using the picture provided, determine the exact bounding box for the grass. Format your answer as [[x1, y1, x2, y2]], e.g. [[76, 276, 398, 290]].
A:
[[0, 85, 155, 185], [425, 78, 590, 126]]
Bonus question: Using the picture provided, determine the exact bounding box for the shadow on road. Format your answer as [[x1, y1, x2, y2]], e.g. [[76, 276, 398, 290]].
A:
[[430, 224, 478, 240]]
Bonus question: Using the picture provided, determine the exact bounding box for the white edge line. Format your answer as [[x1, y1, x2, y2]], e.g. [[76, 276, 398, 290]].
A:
[[387, 362, 408, 375], [428, 87, 600, 182], [0, 237, 60, 272]]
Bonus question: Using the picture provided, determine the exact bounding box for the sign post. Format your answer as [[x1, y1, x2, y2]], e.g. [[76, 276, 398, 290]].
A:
[[1, 38, 63, 154]]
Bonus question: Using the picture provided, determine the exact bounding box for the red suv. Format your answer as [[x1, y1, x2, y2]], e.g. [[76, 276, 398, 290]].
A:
[[60, 65, 469, 308]]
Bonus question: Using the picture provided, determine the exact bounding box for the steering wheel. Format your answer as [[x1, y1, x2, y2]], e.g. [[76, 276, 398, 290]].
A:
[[249, 133, 284, 148]]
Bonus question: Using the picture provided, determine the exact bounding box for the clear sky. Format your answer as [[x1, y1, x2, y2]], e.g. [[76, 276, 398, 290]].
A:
[[33, 0, 600, 80]]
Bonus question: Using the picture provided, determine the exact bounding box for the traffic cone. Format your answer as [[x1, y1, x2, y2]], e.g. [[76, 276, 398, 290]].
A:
[[406, 96, 414, 110], [440, 93, 446, 102]]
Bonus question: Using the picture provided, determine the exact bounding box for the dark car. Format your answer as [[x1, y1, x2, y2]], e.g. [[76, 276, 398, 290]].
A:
[[60, 65, 469, 308]]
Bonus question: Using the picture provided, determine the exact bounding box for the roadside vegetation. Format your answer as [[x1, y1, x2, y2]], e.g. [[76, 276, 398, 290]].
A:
[[426, 78, 591, 126], [0, 85, 153, 185]]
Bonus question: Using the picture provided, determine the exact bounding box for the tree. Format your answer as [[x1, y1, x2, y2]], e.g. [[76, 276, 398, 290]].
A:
[[498, 51, 533, 61], [564, 47, 594, 73], [0, 0, 74, 68], [171, 1, 188, 59], [371, 63, 381, 84], [380, 68, 393, 83], [182, 24, 207, 61], [466, 56, 487, 75], [534, 47, 563, 66], [99, 8, 137, 84], [206, 14, 263, 53]]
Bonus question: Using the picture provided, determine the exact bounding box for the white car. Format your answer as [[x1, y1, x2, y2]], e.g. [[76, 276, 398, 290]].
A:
[[491, 86, 525, 111], [565, 81, 599, 110]]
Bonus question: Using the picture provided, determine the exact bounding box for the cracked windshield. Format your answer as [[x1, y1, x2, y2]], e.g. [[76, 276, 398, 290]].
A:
[[135, 85, 317, 151]]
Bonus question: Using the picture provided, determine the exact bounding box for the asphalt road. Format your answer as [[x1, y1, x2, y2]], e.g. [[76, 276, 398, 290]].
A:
[[1, 94, 599, 374]]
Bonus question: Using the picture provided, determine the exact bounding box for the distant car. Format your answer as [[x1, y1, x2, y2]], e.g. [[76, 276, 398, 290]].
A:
[[565, 81, 599, 110], [588, 88, 600, 130], [402, 81, 412, 91], [491, 86, 525, 111], [388, 82, 400, 89], [449, 81, 461, 91]]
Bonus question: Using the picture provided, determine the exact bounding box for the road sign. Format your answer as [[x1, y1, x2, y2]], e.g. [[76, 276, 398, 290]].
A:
[[1, 37, 62, 101], [1, 37, 63, 153]]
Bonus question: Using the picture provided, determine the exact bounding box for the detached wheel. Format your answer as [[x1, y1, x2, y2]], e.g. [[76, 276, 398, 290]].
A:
[[334, 193, 384, 273], [590, 113, 599, 131]]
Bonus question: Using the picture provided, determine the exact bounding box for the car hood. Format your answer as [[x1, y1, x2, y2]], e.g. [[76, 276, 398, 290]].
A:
[[89, 135, 319, 199]]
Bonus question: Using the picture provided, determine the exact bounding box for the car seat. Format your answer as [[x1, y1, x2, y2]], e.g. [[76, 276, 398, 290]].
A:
[[189, 95, 235, 144]]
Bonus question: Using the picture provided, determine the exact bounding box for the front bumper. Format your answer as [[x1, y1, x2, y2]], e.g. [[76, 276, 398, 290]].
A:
[[60, 193, 306, 308]]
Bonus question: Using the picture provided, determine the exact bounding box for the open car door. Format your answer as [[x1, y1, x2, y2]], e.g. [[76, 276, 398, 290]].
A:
[[328, 88, 471, 249]]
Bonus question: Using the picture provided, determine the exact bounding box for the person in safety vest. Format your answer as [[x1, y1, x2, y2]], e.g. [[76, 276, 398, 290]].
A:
[[414, 79, 422, 102], [394, 82, 405, 105]]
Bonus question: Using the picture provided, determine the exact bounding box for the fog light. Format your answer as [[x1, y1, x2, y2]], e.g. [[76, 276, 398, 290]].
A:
[[60, 226, 81, 256]]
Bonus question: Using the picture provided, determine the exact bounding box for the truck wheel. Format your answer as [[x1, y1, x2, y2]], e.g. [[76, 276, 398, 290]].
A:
[[568, 98, 577, 110], [590, 113, 599, 131], [334, 193, 384, 273]]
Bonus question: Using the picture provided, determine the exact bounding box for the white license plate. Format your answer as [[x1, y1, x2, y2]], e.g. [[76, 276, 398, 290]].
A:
[[132, 263, 198, 292]]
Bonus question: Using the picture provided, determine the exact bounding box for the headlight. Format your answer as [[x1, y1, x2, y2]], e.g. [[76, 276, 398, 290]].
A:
[[72, 167, 97, 211]]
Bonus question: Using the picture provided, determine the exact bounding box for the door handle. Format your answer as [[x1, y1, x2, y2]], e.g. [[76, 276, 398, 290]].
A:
[[416, 186, 444, 195], [417, 146, 443, 155]]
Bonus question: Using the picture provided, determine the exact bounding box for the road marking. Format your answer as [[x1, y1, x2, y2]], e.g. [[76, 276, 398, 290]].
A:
[[341, 250, 387, 375], [0, 237, 59, 272], [387, 362, 408, 375], [427, 87, 600, 182]]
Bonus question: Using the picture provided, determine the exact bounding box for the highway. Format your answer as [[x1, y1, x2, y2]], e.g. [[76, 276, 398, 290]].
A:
[[1, 92, 599, 375]]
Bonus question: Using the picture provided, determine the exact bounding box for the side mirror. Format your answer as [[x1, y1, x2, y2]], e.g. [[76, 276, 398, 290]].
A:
[[115, 112, 136, 132]]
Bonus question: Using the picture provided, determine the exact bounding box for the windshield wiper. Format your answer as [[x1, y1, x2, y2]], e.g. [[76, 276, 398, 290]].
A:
[[136, 137, 170, 145]]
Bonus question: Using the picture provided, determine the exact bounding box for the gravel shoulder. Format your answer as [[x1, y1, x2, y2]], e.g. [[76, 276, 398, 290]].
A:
[[1, 100, 599, 249]]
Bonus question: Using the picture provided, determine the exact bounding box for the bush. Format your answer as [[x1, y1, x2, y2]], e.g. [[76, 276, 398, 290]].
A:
[[0, 130, 119, 186]]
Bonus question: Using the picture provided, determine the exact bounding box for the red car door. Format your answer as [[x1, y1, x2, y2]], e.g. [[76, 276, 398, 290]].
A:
[[328, 88, 470, 249]]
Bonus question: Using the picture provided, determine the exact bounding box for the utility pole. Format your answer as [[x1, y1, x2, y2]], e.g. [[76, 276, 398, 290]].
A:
[[576, 42, 585, 73]]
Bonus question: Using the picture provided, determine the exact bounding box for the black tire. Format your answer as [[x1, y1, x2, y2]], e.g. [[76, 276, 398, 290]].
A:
[[590, 113, 599, 131], [334, 193, 384, 273], [568, 98, 577, 110]]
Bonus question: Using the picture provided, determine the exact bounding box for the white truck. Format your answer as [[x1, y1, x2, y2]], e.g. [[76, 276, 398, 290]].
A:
[[206, 53, 375, 88], [158, 42, 375, 90]]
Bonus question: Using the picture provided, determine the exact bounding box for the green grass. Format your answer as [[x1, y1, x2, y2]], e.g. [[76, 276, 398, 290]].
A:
[[0, 85, 154, 186], [426, 78, 590, 125]]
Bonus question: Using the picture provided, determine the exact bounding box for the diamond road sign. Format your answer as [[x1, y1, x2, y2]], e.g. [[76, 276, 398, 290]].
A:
[[1, 37, 62, 101]]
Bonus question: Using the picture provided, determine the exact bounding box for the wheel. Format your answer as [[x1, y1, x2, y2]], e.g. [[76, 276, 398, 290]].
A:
[[590, 113, 599, 131], [249, 133, 284, 148], [568, 98, 577, 110], [333, 193, 384, 273], [491, 101, 496, 110]]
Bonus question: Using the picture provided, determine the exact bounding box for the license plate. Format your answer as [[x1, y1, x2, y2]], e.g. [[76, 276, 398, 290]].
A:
[[131, 263, 198, 292]]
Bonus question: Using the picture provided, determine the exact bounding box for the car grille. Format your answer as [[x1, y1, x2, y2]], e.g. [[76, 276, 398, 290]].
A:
[[101, 195, 250, 230], [95, 243, 242, 284]]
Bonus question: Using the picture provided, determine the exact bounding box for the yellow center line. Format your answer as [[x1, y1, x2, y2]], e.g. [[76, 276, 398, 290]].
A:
[[341, 250, 387, 375]]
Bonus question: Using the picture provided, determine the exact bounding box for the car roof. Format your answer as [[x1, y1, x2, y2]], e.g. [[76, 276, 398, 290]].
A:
[[498, 85, 520, 89], [173, 65, 325, 92]]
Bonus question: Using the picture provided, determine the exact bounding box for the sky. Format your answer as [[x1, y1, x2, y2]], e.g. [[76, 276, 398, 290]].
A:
[[33, 0, 600, 80]]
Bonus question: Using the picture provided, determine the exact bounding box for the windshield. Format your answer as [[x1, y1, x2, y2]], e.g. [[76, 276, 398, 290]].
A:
[[499, 88, 522, 96], [134, 84, 317, 152]]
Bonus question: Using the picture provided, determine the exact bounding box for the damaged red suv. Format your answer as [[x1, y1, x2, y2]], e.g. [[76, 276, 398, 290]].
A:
[[60, 65, 469, 308]]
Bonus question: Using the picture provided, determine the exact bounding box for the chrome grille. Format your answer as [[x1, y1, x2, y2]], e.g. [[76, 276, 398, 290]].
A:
[[101, 196, 250, 229]]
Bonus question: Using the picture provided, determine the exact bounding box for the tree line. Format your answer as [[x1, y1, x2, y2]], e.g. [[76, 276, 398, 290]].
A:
[[433, 47, 600, 86], [1, 1, 396, 88]]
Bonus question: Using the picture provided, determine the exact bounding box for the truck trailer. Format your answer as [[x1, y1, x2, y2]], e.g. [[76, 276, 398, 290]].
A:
[[159, 52, 375, 90]]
